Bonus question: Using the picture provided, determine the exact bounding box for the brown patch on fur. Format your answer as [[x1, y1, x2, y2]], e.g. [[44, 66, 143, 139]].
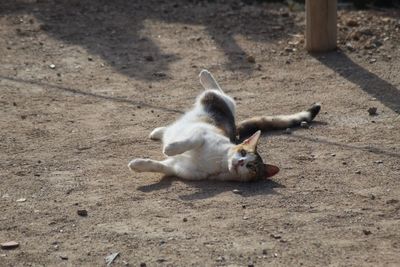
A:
[[237, 104, 321, 141], [200, 91, 236, 142], [233, 143, 255, 153]]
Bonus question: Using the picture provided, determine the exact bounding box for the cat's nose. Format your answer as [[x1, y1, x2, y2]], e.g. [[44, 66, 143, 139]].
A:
[[238, 159, 244, 166]]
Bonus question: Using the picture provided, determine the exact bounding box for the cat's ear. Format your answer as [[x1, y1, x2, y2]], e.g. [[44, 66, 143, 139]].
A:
[[242, 130, 261, 149], [264, 164, 280, 178], [199, 69, 223, 92]]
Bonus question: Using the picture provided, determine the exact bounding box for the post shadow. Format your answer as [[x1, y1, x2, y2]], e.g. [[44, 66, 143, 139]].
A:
[[314, 51, 400, 114]]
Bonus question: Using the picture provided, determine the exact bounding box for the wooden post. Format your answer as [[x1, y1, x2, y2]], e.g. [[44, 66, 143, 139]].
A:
[[306, 0, 337, 52]]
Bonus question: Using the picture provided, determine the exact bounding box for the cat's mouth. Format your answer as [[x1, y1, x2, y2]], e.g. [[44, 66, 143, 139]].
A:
[[232, 161, 244, 174]]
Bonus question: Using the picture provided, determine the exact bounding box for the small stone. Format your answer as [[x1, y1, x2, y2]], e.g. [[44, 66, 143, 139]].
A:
[[49, 64, 56, 69], [270, 234, 281, 239], [274, 253, 278, 257], [144, 55, 154, 61], [370, 194, 376, 200], [346, 20, 359, 27], [300, 121, 309, 128], [243, 216, 249, 220], [247, 55, 256, 63], [342, 161, 347, 165], [153, 72, 166, 77], [368, 107, 377, 116], [262, 249, 267, 255], [60, 255, 68, 260], [87, 56, 93, 61], [285, 128, 292, 134], [362, 229, 372, 235], [386, 199, 399, 204], [374, 160, 383, 164], [216, 256, 224, 262], [346, 42, 355, 52], [16, 198, 26, 202], [355, 170, 361, 174], [1, 241, 19, 250], [183, 217, 188, 222], [140, 263, 147, 267], [331, 153, 336, 157], [284, 47, 294, 52], [369, 58, 377, 64], [77, 209, 88, 217], [232, 189, 242, 194]]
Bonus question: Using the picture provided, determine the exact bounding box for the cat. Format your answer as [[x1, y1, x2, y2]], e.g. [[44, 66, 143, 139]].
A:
[[128, 70, 321, 182]]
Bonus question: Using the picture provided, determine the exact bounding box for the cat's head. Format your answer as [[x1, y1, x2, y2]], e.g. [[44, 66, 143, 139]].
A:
[[228, 130, 279, 181]]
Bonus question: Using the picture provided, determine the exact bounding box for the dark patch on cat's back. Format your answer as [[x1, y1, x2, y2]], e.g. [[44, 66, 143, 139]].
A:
[[200, 91, 237, 143]]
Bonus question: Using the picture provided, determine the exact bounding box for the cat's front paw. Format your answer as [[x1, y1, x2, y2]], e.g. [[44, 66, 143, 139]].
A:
[[128, 158, 149, 172], [163, 142, 180, 156]]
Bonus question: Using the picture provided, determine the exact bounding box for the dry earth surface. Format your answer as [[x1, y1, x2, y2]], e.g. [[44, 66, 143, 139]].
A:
[[1, 0, 400, 266]]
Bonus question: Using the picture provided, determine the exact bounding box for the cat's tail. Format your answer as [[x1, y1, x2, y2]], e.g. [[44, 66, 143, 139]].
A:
[[237, 103, 321, 140]]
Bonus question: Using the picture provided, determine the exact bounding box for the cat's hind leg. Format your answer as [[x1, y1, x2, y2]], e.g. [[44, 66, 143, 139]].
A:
[[128, 158, 174, 175], [149, 127, 166, 140]]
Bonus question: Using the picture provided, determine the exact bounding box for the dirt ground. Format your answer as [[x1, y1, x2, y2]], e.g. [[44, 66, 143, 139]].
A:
[[1, 0, 400, 266]]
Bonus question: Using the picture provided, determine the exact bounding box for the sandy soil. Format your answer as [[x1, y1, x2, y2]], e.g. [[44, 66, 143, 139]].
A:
[[1, 0, 400, 266]]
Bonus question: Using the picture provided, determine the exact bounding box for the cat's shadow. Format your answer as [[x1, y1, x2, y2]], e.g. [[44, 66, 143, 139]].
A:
[[137, 176, 284, 201]]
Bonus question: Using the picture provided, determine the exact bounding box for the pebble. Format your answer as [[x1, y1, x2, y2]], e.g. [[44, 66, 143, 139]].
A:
[[362, 229, 372, 235], [232, 189, 242, 194], [1, 241, 19, 250], [285, 128, 292, 134], [368, 107, 377, 115], [386, 199, 399, 204], [374, 160, 383, 164], [346, 19, 359, 27], [183, 217, 188, 222], [369, 58, 377, 64], [87, 56, 93, 61], [284, 47, 294, 52], [153, 72, 166, 77], [262, 249, 267, 255], [16, 198, 26, 202], [355, 170, 361, 174], [216, 256, 225, 262], [60, 255, 68, 260], [346, 42, 355, 52], [331, 153, 336, 157], [300, 121, 309, 128], [247, 55, 256, 63], [49, 64, 55, 69], [140, 263, 147, 267], [270, 233, 282, 239], [77, 209, 88, 217], [144, 55, 154, 61]]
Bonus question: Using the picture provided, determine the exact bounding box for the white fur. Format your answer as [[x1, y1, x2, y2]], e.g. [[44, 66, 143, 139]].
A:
[[128, 70, 257, 181]]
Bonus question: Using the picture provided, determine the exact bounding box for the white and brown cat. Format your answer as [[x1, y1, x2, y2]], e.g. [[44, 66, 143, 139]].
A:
[[128, 70, 320, 182]]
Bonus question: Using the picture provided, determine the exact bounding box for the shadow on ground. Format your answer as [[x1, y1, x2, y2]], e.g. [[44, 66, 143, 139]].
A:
[[0, 0, 299, 81], [137, 176, 284, 200], [315, 51, 400, 114]]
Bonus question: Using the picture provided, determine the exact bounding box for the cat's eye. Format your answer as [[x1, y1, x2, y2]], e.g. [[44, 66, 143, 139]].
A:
[[246, 163, 255, 170], [239, 149, 247, 157]]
